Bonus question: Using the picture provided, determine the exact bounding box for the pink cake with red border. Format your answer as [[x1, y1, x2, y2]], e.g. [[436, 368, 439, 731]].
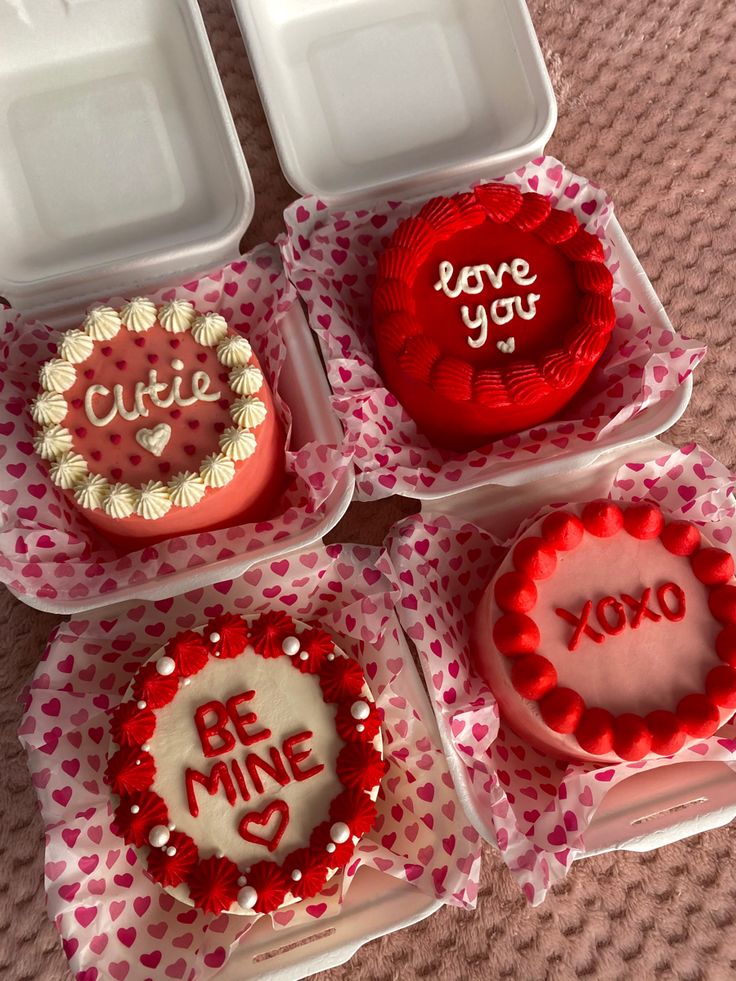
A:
[[106, 611, 385, 916], [473, 501, 736, 763], [30, 298, 284, 544]]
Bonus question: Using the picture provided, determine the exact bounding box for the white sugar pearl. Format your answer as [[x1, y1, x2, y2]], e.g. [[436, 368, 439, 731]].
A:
[[141, 743, 150, 752], [136, 701, 147, 710], [282, 636, 300, 657], [156, 656, 176, 677], [238, 886, 258, 910], [299, 651, 309, 661], [330, 822, 350, 845], [171, 359, 184, 371], [237, 875, 247, 887], [327, 653, 335, 661], [148, 825, 170, 848], [166, 846, 177, 857], [183, 678, 191, 687], [356, 724, 365, 733], [291, 869, 302, 882], [130, 805, 140, 815], [350, 700, 370, 721], [326, 843, 336, 854], [168, 823, 176, 832], [209, 632, 221, 644], [135, 759, 141, 766], [216, 850, 224, 859]]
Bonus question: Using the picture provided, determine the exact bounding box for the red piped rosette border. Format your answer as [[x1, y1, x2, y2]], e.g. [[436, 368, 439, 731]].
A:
[[282, 155, 705, 501], [106, 611, 386, 917], [385, 443, 736, 905], [373, 184, 615, 406], [493, 499, 736, 762], [0, 243, 352, 608]]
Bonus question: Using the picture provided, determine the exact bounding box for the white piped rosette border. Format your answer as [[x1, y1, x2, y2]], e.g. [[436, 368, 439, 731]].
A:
[[0, 244, 352, 606], [19, 544, 481, 981], [385, 443, 736, 905], [281, 155, 705, 501], [31, 298, 268, 521]]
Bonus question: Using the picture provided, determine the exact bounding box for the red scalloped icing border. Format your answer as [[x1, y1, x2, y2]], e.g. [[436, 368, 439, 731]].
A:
[[373, 183, 616, 408], [491, 501, 736, 761], [106, 611, 386, 916]]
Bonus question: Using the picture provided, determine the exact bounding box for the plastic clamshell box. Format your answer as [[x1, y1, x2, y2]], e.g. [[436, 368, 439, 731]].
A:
[[420, 438, 736, 863], [232, 0, 557, 203], [0, 0, 356, 613]]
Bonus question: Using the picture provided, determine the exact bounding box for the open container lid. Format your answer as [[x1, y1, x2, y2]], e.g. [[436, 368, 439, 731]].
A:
[[232, 0, 557, 203], [0, 0, 254, 321]]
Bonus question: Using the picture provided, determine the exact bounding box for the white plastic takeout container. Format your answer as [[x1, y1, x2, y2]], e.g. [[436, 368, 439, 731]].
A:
[[232, 0, 692, 507], [420, 438, 736, 865], [0, 0, 356, 613]]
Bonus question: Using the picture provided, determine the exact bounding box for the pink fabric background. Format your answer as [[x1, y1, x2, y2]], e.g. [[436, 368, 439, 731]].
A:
[[2, 1, 735, 979]]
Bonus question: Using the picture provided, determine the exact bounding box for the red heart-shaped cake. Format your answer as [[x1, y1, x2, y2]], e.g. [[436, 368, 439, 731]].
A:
[[373, 184, 616, 449]]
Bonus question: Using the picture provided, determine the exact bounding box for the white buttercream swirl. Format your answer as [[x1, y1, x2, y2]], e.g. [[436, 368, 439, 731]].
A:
[[229, 364, 263, 396], [121, 297, 157, 332], [135, 481, 172, 519], [231, 396, 267, 429], [191, 312, 229, 347], [159, 299, 195, 334], [168, 471, 207, 508], [103, 483, 138, 519], [219, 427, 256, 461], [59, 329, 94, 364], [39, 358, 76, 393], [31, 391, 67, 426], [216, 335, 252, 367], [33, 425, 74, 461], [199, 452, 235, 488], [49, 452, 88, 490], [74, 473, 109, 510], [84, 306, 122, 340]]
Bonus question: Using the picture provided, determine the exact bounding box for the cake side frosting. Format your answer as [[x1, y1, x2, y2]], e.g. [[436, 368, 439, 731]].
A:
[[473, 501, 736, 763], [106, 612, 386, 916]]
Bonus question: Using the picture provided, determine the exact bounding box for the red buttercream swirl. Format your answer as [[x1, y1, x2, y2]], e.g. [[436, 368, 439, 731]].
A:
[[105, 747, 155, 796], [291, 626, 334, 674], [188, 855, 240, 915], [113, 791, 168, 847], [510, 192, 551, 232], [146, 830, 198, 887], [132, 663, 178, 709], [329, 789, 378, 837], [109, 700, 155, 749], [207, 612, 249, 659], [536, 208, 579, 245], [166, 630, 209, 676], [377, 247, 419, 284], [283, 847, 329, 900], [473, 183, 522, 223], [335, 700, 382, 743], [432, 357, 474, 402], [336, 742, 388, 792], [249, 610, 295, 659], [559, 227, 604, 262], [319, 656, 366, 702], [310, 820, 356, 868], [246, 860, 289, 914]]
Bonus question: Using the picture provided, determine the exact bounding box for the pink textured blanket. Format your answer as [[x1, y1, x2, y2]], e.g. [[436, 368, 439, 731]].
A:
[[1, 1, 734, 979]]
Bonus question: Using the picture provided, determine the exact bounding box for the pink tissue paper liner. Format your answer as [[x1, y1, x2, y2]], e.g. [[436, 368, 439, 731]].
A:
[[384, 442, 736, 905], [281, 156, 705, 501], [0, 243, 352, 607], [19, 544, 482, 981]]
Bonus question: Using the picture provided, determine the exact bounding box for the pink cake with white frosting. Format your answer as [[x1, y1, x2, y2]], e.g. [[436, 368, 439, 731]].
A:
[[473, 500, 736, 763], [30, 298, 284, 544]]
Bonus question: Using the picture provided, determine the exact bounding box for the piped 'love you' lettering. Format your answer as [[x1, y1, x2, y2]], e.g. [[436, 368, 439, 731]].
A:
[[238, 801, 289, 852]]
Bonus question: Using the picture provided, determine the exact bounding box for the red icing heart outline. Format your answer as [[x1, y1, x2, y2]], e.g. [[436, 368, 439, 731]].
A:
[[238, 800, 289, 852]]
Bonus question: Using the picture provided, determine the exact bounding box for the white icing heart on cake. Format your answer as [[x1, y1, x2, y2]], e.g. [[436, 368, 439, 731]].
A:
[[496, 337, 516, 355], [135, 424, 172, 458]]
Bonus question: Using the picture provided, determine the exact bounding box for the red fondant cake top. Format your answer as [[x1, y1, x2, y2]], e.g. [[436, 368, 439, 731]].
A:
[[373, 184, 615, 408]]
